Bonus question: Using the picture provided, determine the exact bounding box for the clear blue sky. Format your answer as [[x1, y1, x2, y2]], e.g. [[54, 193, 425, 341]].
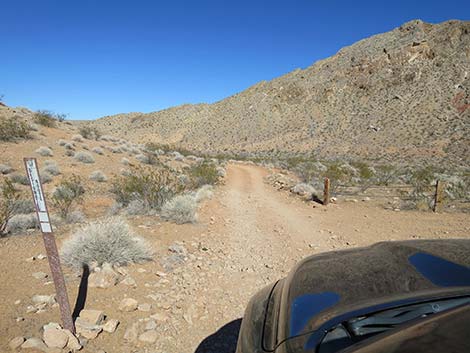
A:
[[1, 0, 469, 120]]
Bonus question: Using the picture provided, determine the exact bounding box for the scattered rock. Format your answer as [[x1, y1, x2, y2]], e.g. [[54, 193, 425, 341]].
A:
[[75, 317, 103, 340], [79, 309, 104, 325], [8, 336, 25, 350], [43, 323, 68, 349], [102, 319, 119, 333], [21, 337, 48, 351], [32, 294, 56, 306], [37, 254, 47, 260], [32, 272, 48, 280], [88, 263, 120, 288], [123, 322, 139, 343], [120, 276, 137, 287], [138, 330, 158, 344], [119, 298, 138, 312], [63, 329, 82, 350], [138, 303, 151, 312], [144, 320, 157, 331], [168, 243, 188, 256]]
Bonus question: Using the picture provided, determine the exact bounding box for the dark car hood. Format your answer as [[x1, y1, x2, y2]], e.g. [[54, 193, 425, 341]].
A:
[[276, 239, 470, 346]]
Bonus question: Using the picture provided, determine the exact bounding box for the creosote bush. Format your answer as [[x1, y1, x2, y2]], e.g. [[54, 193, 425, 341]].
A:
[[34, 110, 66, 127], [79, 126, 101, 140], [0, 117, 31, 141], [51, 175, 85, 219], [74, 151, 95, 164], [189, 161, 219, 188], [60, 217, 153, 269], [110, 166, 182, 210], [0, 179, 21, 235], [161, 194, 197, 224]]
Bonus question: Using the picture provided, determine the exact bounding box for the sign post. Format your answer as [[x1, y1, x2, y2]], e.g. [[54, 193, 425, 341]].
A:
[[24, 158, 75, 333]]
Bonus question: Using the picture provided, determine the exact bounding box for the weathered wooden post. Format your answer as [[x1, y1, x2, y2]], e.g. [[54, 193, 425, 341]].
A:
[[323, 177, 330, 206], [24, 158, 75, 333], [433, 179, 444, 213]]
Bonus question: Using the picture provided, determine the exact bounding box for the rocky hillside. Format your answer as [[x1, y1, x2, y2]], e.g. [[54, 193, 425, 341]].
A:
[[88, 19, 470, 167]]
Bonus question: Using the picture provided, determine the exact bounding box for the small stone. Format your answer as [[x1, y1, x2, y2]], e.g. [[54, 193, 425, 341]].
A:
[[144, 320, 157, 331], [119, 298, 138, 312], [138, 330, 158, 344], [138, 303, 151, 312], [137, 268, 146, 273], [43, 323, 68, 349], [14, 299, 21, 305], [123, 322, 139, 343], [32, 272, 48, 280], [37, 254, 47, 260], [120, 276, 137, 287], [16, 317, 25, 322], [102, 319, 119, 333], [32, 294, 56, 305], [155, 271, 166, 277], [150, 312, 168, 321], [88, 263, 120, 288], [75, 317, 102, 340], [63, 329, 82, 350], [8, 336, 25, 350], [21, 337, 48, 351], [79, 309, 104, 325]]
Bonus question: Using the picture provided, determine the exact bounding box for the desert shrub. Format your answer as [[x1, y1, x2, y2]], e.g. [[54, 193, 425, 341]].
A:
[[126, 199, 147, 215], [40, 171, 53, 184], [51, 175, 85, 219], [58, 139, 68, 146], [6, 213, 38, 234], [89, 170, 107, 182], [0, 117, 31, 141], [135, 153, 150, 164], [29, 123, 39, 131], [0, 179, 21, 235], [64, 142, 74, 150], [216, 166, 226, 177], [0, 164, 13, 175], [82, 144, 89, 150], [65, 149, 75, 157], [120, 168, 131, 176], [79, 126, 101, 140], [410, 166, 435, 195], [189, 161, 219, 188], [42, 160, 60, 176], [161, 194, 197, 224], [194, 185, 213, 203], [375, 165, 397, 186], [171, 151, 184, 161], [74, 151, 95, 164], [121, 157, 130, 166], [72, 134, 84, 142], [60, 217, 153, 268], [351, 161, 375, 180], [12, 199, 35, 214], [92, 147, 104, 155], [110, 166, 181, 210], [109, 147, 122, 154], [35, 146, 53, 157], [323, 162, 351, 192], [66, 210, 86, 224], [34, 110, 66, 127], [9, 173, 29, 185]]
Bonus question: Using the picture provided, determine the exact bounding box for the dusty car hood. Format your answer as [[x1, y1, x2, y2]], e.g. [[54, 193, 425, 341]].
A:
[[276, 239, 470, 347]]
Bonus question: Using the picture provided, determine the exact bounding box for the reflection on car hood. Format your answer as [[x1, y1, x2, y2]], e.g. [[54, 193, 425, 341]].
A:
[[277, 239, 470, 345]]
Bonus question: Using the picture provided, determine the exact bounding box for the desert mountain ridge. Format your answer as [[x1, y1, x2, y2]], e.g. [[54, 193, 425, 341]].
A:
[[82, 19, 470, 168]]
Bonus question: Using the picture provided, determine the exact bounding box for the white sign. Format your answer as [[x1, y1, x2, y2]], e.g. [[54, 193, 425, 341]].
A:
[[25, 158, 52, 233]]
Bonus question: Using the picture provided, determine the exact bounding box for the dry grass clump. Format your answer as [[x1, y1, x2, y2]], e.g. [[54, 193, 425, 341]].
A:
[[161, 194, 197, 224], [35, 146, 53, 157], [194, 185, 214, 203], [60, 217, 153, 269], [42, 160, 60, 176], [74, 151, 95, 164], [72, 134, 84, 142], [89, 170, 107, 182]]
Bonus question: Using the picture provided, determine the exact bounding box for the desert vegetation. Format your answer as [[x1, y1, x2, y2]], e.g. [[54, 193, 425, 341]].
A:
[[34, 110, 66, 127], [51, 175, 85, 219], [0, 117, 31, 141]]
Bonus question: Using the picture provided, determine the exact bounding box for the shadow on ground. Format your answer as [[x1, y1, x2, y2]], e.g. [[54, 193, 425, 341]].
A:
[[194, 319, 242, 353]]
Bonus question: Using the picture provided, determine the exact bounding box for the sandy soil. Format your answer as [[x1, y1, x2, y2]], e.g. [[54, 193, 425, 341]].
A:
[[1, 164, 469, 353]]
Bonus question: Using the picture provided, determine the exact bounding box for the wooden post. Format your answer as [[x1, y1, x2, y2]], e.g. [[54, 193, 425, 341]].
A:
[[433, 180, 444, 213], [323, 177, 330, 206]]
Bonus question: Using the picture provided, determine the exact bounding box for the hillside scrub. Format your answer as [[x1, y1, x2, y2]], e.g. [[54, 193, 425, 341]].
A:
[[42, 160, 60, 176], [90, 170, 107, 182], [60, 217, 153, 269], [161, 194, 197, 224], [194, 185, 213, 203], [79, 126, 101, 140], [189, 161, 219, 188], [35, 146, 53, 157], [92, 147, 104, 155], [0, 117, 31, 141], [74, 151, 95, 164], [6, 213, 38, 234], [34, 110, 66, 127], [72, 134, 84, 142], [0, 179, 21, 235], [110, 166, 182, 210], [9, 173, 29, 186], [51, 175, 85, 219]]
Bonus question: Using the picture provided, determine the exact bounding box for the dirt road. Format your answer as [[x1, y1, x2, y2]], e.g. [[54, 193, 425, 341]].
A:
[[1, 163, 469, 353]]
